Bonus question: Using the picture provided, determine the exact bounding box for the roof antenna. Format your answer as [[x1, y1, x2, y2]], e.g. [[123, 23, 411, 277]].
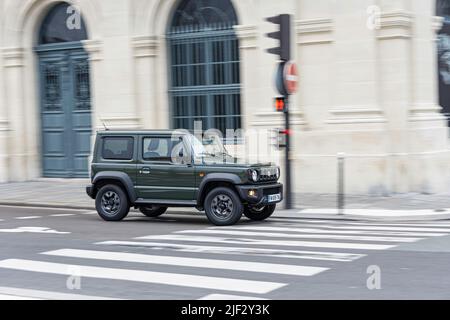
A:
[[101, 119, 109, 131]]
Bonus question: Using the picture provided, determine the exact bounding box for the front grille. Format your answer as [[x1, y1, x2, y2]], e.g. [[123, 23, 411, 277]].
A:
[[259, 174, 278, 182], [263, 187, 281, 195], [258, 167, 279, 182]]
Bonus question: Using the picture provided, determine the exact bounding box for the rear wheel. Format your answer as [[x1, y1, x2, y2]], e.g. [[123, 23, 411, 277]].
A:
[[95, 184, 130, 221], [139, 206, 168, 217], [244, 204, 276, 221], [204, 187, 243, 226]]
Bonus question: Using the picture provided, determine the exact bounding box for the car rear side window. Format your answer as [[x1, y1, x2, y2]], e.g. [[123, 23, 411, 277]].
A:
[[102, 137, 134, 160]]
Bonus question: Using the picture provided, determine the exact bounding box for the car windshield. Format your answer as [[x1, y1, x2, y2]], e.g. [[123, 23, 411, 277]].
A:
[[186, 134, 230, 159]]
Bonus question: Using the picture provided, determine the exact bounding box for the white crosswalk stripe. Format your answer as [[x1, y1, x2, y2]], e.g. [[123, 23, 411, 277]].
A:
[[175, 229, 423, 242], [270, 219, 450, 228], [1, 218, 449, 299], [97, 240, 365, 262], [0, 259, 285, 294], [136, 234, 396, 250], [42, 249, 328, 276], [0, 286, 117, 300], [221, 225, 449, 237], [198, 294, 267, 300]]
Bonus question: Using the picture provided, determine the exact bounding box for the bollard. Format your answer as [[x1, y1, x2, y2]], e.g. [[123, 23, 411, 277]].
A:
[[337, 153, 345, 215]]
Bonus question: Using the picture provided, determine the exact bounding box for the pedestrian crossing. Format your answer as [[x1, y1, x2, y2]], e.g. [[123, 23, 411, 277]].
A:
[[1, 217, 450, 299]]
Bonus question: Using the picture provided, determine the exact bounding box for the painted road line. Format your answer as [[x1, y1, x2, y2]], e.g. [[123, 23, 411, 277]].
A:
[[177, 229, 422, 243], [210, 226, 448, 238], [305, 225, 450, 233], [0, 259, 286, 295], [260, 223, 450, 233], [295, 208, 450, 217], [0, 286, 117, 300], [269, 218, 450, 228], [43, 249, 328, 277], [137, 235, 395, 250], [14, 216, 42, 220], [97, 241, 364, 262], [0, 294, 42, 300], [50, 214, 76, 217], [81, 211, 98, 215], [0, 205, 87, 212], [0, 227, 70, 234], [198, 294, 267, 300]]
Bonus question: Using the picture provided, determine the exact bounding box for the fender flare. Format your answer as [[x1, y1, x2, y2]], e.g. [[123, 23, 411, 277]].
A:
[[197, 173, 243, 205], [92, 171, 137, 203]]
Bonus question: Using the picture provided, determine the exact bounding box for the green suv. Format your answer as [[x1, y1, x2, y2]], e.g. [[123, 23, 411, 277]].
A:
[[86, 130, 283, 226]]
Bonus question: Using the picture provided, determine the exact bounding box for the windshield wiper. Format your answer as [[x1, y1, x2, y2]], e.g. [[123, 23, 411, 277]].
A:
[[198, 152, 216, 157]]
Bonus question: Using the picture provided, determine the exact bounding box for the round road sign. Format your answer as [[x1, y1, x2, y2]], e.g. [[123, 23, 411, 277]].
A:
[[283, 61, 298, 95]]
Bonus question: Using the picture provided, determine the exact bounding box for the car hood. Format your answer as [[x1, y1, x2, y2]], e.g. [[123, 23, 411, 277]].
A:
[[198, 156, 274, 168]]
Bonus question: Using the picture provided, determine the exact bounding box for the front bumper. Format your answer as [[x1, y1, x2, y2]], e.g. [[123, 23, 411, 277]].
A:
[[86, 184, 95, 199], [236, 183, 283, 205]]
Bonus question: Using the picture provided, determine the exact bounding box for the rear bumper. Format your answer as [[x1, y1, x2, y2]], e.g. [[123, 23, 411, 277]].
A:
[[86, 185, 95, 199], [235, 183, 283, 206]]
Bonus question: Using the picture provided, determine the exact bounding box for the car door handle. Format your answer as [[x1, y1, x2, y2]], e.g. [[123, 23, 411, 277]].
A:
[[140, 167, 151, 174]]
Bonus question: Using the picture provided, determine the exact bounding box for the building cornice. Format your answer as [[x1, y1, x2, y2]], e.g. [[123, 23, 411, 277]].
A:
[[376, 11, 413, 40], [295, 18, 334, 45], [2, 47, 24, 67], [234, 25, 258, 49], [132, 35, 159, 58], [82, 40, 103, 61], [326, 107, 386, 125]]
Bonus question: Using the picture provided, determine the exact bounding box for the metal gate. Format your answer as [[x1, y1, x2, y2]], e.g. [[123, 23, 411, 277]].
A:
[[36, 43, 92, 178]]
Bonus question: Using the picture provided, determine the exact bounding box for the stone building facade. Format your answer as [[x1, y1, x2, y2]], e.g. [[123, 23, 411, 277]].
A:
[[0, 0, 449, 195]]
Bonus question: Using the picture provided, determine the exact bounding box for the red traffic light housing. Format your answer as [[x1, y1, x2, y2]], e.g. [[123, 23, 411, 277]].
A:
[[275, 97, 286, 112]]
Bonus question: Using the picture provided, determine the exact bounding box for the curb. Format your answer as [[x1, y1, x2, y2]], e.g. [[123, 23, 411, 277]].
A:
[[1, 201, 450, 222]]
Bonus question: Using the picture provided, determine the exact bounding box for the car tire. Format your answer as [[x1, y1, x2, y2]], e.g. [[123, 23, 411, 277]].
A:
[[204, 187, 243, 226], [139, 206, 168, 217], [244, 204, 276, 221], [95, 184, 130, 221]]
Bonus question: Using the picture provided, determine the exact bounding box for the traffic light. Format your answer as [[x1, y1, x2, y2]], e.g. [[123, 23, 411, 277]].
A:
[[274, 97, 286, 112], [270, 128, 287, 150], [265, 14, 291, 61]]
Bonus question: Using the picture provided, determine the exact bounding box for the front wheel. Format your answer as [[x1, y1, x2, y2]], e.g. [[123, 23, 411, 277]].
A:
[[139, 206, 167, 217], [204, 187, 243, 226], [95, 184, 130, 221], [244, 204, 276, 221]]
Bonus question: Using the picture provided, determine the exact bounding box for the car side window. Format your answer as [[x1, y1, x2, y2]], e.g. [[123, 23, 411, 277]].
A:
[[143, 137, 187, 163], [102, 137, 134, 160], [143, 137, 171, 162]]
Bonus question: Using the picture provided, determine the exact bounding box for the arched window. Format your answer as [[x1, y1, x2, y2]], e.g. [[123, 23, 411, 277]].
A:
[[437, 0, 450, 124], [39, 2, 88, 44], [167, 0, 241, 134]]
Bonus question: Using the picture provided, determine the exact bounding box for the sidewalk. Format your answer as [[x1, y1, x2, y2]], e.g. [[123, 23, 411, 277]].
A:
[[0, 179, 450, 221]]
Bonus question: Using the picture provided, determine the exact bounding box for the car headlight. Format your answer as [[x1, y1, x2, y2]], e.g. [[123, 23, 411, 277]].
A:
[[276, 167, 280, 179], [248, 169, 259, 182]]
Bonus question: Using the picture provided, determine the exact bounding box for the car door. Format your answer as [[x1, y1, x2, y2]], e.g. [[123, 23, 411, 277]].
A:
[[135, 134, 196, 201]]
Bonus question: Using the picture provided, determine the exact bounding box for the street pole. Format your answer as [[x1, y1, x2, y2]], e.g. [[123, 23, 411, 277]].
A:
[[337, 152, 345, 215], [284, 97, 292, 209]]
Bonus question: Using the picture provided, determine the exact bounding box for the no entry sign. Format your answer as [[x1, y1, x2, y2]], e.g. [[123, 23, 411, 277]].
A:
[[283, 61, 298, 95]]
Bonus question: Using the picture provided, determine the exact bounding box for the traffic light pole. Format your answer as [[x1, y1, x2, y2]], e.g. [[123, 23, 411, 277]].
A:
[[284, 97, 292, 209]]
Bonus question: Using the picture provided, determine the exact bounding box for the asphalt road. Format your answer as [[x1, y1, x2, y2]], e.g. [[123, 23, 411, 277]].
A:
[[0, 205, 450, 300]]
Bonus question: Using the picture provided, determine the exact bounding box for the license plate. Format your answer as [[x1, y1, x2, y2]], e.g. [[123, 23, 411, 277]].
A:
[[267, 193, 281, 203]]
